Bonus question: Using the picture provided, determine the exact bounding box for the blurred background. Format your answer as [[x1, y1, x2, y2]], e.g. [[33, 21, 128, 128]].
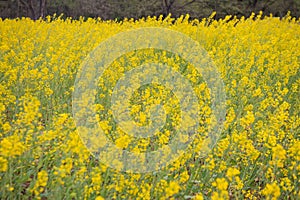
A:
[[0, 0, 300, 20]]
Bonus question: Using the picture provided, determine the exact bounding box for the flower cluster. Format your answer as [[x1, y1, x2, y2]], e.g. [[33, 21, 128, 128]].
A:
[[0, 12, 299, 199]]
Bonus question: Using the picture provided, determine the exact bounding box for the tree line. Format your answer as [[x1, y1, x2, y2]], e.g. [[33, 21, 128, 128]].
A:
[[0, 0, 300, 20]]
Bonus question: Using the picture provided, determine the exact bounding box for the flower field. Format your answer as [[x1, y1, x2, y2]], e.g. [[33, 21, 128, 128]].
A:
[[0, 13, 299, 199]]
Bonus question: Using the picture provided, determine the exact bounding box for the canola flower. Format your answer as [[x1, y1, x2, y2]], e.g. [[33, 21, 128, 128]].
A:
[[0, 12, 299, 199]]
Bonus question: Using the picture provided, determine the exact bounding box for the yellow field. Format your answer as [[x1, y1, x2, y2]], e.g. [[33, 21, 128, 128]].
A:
[[0, 13, 299, 199]]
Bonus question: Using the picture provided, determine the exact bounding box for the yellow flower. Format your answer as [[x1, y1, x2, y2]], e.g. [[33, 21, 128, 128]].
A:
[[226, 167, 240, 181], [271, 144, 286, 168], [37, 170, 48, 187], [212, 178, 228, 191], [0, 157, 8, 172], [179, 170, 190, 183], [32, 170, 48, 197], [0, 13, 299, 200], [262, 182, 281, 200], [0, 135, 26, 158], [211, 191, 229, 200], [165, 181, 181, 197], [2, 122, 11, 133], [253, 87, 262, 97], [115, 135, 131, 149], [240, 111, 255, 128], [194, 193, 203, 200]]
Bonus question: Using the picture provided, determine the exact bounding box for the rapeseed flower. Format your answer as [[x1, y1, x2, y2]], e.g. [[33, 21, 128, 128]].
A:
[[0, 12, 299, 199]]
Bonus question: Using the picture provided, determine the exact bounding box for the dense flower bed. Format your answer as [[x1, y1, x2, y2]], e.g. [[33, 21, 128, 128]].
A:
[[0, 13, 299, 199]]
